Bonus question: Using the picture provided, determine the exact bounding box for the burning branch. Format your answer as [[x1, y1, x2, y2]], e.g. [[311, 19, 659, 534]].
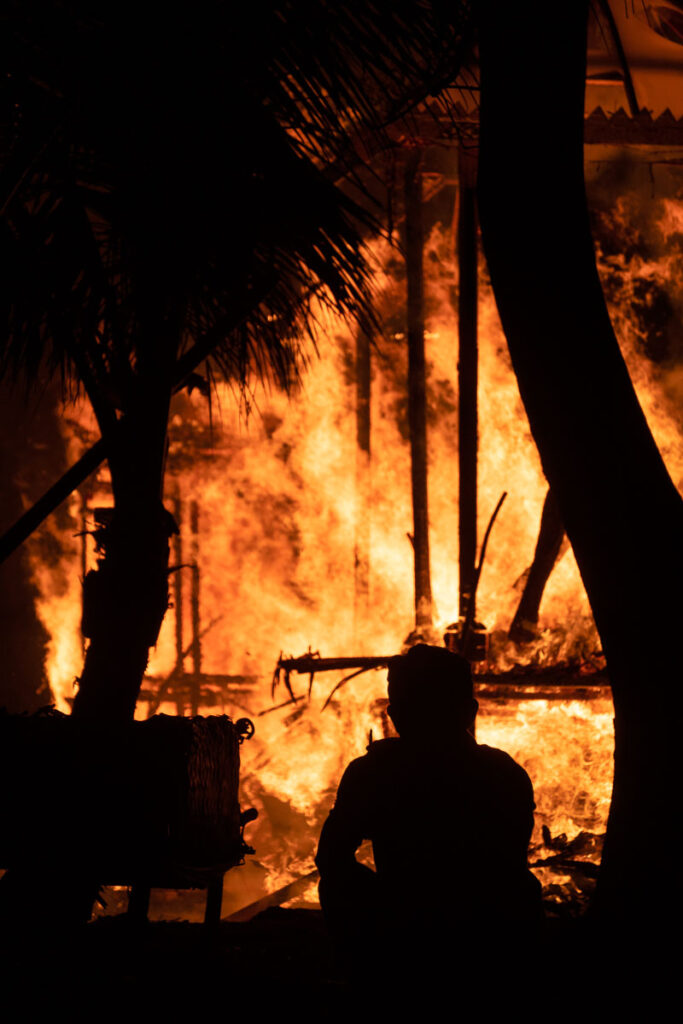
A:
[[272, 653, 392, 711], [144, 613, 224, 717], [458, 491, 506, 657]]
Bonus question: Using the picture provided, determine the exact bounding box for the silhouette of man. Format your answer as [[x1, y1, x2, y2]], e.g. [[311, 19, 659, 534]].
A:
[[316, 643, 542, 988]]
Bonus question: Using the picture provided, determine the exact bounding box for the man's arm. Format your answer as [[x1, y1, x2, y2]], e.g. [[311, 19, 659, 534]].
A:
[[316, 756, 380, 946], [489, 752, 538, 871], [315, 758, 369, 876]]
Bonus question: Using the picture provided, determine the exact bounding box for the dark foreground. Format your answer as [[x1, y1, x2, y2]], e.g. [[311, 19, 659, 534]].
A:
[[0, 905, 676, 1019]]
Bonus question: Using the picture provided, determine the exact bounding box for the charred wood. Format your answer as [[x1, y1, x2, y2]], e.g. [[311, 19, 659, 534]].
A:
[[354, 328, 371, 642], [275, 654, 609, 700], [457, 144, 479, 622], [172, 493, 185, 715], [509, 488, 567, 644], [457, 491, 506, 658], [226, 869, 320, 922], [404, 149, 433, 630], [190, 501, 201, 717]]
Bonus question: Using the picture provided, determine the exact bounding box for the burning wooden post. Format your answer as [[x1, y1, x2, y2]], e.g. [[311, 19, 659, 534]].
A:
[[443, 144, 488, 661], [172, 493, 185, 716], [353, 328, 371, 646], [404, 149, 433, 632], [190, 501, 202, 717], [457, 145, 479, 627], [141, 500, 258, 716]]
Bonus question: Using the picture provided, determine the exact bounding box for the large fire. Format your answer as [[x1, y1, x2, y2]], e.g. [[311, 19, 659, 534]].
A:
[[23, 175, 683, 916]]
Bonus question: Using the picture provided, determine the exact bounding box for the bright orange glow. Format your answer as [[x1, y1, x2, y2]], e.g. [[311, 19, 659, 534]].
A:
[[26, 194, 682, 906]]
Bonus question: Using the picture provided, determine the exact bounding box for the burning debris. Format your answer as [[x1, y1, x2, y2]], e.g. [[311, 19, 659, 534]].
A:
[[17, 173, 680, 909], [3, 83, 681, 918]]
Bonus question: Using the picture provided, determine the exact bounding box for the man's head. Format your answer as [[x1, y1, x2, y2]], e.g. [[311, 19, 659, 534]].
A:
[[387, 643, 477, 738]]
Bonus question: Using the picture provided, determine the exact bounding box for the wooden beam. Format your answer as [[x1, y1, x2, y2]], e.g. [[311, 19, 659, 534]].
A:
[[225, 869, 320, 922]]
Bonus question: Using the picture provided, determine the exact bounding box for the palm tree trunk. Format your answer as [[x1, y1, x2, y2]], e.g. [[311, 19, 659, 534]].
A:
[[72, 314, 177, 724], [71, 413, 174, 723], [478, 0, 683, 932]]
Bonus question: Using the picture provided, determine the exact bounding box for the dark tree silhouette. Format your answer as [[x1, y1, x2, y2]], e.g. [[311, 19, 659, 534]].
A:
[[4, 0, 679, 941], [478, 0, 683, 934], [1, 1, 473, 722]]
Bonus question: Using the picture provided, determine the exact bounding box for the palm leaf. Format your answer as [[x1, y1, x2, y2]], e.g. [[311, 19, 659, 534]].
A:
[[1, 1, 474, 411]]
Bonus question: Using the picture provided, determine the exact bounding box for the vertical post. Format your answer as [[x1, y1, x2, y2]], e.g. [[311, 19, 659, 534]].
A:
[[173, 494, 185, 716], [204, 874, 225, 927], [190, 500, 201, 717], [80, 490, 89, 658], [353, 329, 371, 647], [457, 145, 479, 623], [404, 149, 433, 631]]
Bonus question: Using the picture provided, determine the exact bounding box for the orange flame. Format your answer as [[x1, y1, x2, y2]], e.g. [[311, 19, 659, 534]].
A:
[[26, 192, 683, 906]]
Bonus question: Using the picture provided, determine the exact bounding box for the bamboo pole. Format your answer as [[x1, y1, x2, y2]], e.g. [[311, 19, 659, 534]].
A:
[[457, 144, 479, 622], [190, 501, 201, 717], [404, 149, 433, 630], [173, 494, 185, 715], [353, 328, 371, 645]]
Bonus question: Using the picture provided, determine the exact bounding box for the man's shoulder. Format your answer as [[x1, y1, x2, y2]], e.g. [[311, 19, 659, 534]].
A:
[[366, 737, 402, 757], [476, 742, 521, 765], [331, 740, 402, 810], [345, 738, 401, 769], [476, 742, 527, 769], [475, 743, 534, 789], [339, 738, 402, 780]]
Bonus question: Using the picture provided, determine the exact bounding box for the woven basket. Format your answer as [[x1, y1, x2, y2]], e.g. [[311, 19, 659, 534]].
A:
[[0, 710, 246, 885]]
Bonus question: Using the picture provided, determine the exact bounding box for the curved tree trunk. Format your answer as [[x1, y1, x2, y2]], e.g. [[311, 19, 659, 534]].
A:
[[71, 416, 174, 723], [72, 316, 177, 723], [478, 1, 683, 933]]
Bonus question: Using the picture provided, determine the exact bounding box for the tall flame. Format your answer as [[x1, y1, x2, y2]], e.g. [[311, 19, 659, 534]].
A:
[[25, 188, 683, 904]]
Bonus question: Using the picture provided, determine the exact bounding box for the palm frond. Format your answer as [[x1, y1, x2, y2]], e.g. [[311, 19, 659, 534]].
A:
[[1, 1, 474, 410]]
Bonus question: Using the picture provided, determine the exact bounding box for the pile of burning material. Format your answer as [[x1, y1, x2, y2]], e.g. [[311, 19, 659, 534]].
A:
[[0, 708, 256, 922], [267, 649, 613, 916], [13, 146, 679, 916]]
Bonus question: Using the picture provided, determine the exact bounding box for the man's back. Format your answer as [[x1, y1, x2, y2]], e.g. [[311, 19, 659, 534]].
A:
[[316, 644, 543, 989], [317, 733, 541, 932]]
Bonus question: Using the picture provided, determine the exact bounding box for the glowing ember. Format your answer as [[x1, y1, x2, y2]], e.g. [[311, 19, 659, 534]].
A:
[[478, 697, 614, 845]]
